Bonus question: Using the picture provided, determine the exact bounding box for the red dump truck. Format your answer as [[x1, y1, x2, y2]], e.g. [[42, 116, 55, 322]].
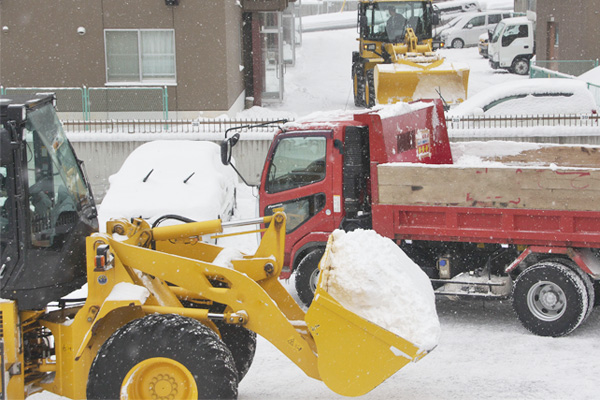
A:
[[222, 99, 600, 337]]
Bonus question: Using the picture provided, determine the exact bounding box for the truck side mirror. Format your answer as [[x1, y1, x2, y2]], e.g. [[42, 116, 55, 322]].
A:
[[220, 133, 240, 165], [0, 128, 14, 165]]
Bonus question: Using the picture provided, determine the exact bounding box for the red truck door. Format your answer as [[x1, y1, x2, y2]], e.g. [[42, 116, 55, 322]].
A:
[[259, 130, 338, 274]]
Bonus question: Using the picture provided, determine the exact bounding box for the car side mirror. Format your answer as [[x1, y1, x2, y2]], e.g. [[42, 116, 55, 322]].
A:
[[220, 133, 240, 165], [467, 23, 473, 29]]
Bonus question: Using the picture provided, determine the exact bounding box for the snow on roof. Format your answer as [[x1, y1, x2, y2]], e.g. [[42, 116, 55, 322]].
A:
[[578, 66, 600, 86], [447, 78, 597, 116]]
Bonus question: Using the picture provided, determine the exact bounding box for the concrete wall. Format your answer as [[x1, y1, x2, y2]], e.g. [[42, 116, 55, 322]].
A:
[[72, 138, 274, 202], [0, 0, 245, 116]]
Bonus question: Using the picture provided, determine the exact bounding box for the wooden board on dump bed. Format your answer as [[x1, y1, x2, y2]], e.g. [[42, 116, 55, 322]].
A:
[[378, 145, 600, 212]]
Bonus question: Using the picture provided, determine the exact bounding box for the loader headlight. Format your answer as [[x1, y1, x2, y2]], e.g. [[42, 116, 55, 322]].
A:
[[363, 43, 377, 52]]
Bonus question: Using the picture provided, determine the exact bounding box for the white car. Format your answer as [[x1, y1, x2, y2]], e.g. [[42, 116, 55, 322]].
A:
[[99, 140, 238, 230], [441, 10, 514, 48], [447, 78, 599, 117]]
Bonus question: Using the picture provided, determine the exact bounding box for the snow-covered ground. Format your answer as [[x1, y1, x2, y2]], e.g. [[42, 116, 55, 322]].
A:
[[34, 11, 600, 400]]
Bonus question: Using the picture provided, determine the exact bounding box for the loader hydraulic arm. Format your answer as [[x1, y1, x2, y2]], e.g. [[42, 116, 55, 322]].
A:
[[103, 212, 321, 379]]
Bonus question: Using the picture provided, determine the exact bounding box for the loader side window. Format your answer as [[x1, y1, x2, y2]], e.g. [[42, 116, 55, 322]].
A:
[[24, 104, 88, 248], [266, 135, 327, 194]]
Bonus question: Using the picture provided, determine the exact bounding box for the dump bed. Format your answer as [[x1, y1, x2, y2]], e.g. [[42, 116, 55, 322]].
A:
[[372, 143, 600, 248]]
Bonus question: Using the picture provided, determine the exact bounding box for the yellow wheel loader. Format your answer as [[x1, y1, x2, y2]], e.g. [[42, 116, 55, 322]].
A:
[[0, 94, 431, 399], [353, 0, 470, 107]]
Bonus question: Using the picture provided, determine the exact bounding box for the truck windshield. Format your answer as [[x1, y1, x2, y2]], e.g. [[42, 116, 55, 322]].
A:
[[24, 103, 94, 247], [360, 1, 433, 42], [490, 21, 505, 43], [265, 135, 327, 194]]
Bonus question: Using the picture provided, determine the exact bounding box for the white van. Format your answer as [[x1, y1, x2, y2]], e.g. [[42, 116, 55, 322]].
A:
[[433, 0, 481, 25], [440, 10, 514, 48]]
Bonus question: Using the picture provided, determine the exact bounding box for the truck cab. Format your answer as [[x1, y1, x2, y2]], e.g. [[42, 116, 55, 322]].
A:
[[0, 94, 98, 310], [258, 101, 451, 305], [488, 16, 535, 75]]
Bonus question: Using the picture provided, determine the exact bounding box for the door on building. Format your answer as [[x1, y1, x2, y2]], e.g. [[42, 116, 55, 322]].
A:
[[260, 12, 285, 103]]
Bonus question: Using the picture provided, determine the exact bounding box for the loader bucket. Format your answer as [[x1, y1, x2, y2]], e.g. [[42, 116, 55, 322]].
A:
[[304, 238, 429, 397], [374, 59, 470, 105]]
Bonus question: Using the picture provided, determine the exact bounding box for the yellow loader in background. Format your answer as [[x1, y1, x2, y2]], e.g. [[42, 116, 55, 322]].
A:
[[353, 0, 470, 107], [1, 93, 430, 399]]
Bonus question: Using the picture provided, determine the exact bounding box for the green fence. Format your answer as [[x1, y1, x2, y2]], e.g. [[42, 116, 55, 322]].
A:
[[0, 86, 168, 120], [530, 59, 599, 78]]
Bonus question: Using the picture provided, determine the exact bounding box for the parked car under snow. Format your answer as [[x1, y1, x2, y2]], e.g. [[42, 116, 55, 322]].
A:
[[447, 78, 598, 117], [99, 140, 238, 231]]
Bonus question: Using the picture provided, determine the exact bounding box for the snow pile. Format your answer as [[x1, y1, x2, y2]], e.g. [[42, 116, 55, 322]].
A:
[[99, 141, 238, 230], [320, 229, 440, 351]]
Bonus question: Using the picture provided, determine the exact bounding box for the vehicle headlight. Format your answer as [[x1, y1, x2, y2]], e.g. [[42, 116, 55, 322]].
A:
[[362, 43, 377, 52]]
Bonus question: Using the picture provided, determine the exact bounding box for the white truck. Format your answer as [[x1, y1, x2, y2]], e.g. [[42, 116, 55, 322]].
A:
[[488, 16, 535, 75]]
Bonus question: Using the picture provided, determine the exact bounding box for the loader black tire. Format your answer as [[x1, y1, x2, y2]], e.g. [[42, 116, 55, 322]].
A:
[[366, 69, 376, 108], [295, 248, 325, 307], [353, 63, 367, 108], [87, 313, 238, 400], [512, 262, 588, 337], [215, 321, 257, 381]]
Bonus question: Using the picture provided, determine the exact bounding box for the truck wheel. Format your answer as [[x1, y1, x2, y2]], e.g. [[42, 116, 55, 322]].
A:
[[295, 248, 325, 307], [511, 57, 530, 75], [353, 64, 366, 108], [451, 38, 464, 49], [546, 258, 595, 319], [512, 261, 589, 337], [87, 314, 238, 400], [214, 321, 257, 381]]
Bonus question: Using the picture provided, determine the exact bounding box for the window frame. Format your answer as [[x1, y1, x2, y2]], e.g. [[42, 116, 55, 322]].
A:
[[104, 29, 177, 85]]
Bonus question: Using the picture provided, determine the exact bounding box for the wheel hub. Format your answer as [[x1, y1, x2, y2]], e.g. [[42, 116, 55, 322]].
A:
[[527, 281, 566, 322], [151, 374, 178, 399], [122, 357, 197, 400], [309, 268, 320, 293]]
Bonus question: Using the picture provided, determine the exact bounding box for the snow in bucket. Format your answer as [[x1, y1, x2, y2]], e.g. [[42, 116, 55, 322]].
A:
[[320, 229, 441, 352]]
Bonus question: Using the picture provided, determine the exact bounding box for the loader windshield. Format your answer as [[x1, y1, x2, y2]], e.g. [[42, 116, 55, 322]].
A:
[[360, 1, 433, 42]]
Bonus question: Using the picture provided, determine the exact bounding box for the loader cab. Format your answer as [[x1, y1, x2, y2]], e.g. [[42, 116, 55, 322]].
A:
[[359, 1, 434, 43], [0, 94, 98, 310]]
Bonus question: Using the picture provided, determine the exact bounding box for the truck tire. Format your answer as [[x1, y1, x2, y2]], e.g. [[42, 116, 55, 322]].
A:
[[214, 321, 257, 381], [451, 38, 464, 49], [87, 314, 238, 399], [295, 248, 325, 307], [545, 257, 595, 319], [512, 261, 589, 337], [511, 57, 530, 75]]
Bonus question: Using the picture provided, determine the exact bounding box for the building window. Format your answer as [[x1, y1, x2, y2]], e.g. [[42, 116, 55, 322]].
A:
[[105, 29, 176, 83]]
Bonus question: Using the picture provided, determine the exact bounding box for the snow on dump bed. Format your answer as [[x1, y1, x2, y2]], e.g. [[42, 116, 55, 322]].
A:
[[320, 229, 440, 351]]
